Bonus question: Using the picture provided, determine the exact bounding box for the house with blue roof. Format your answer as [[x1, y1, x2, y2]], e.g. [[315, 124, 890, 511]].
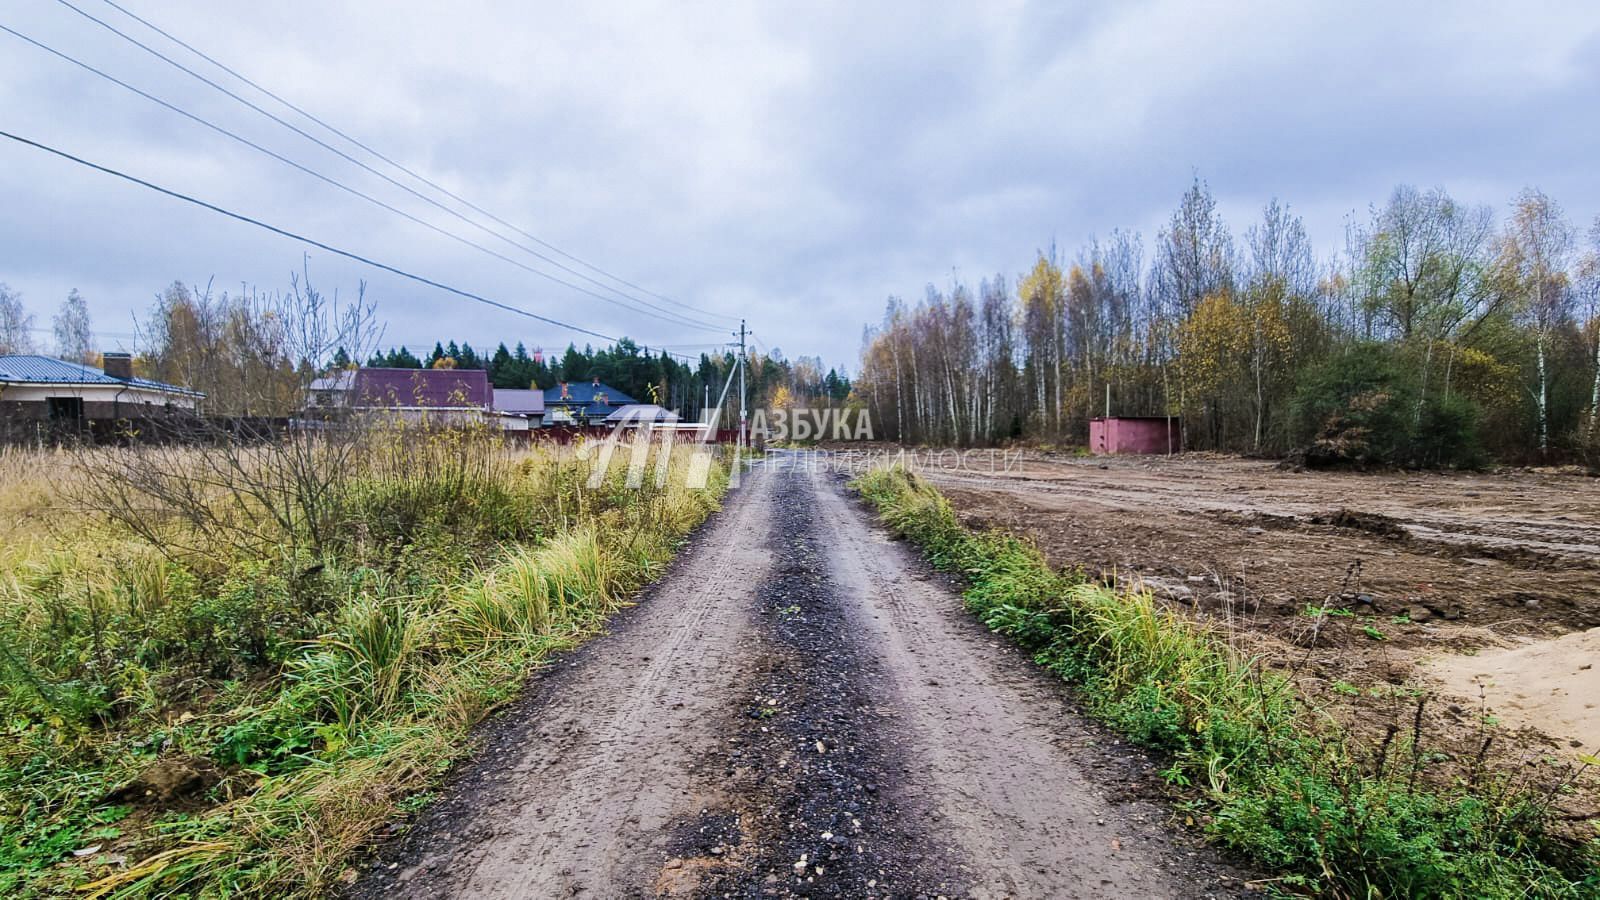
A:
[[0, 353, 203, 425], [542, 377, 636, 426]]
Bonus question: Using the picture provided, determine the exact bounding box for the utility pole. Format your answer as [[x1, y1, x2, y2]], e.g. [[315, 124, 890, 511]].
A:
[[737, 318, 748, 449]]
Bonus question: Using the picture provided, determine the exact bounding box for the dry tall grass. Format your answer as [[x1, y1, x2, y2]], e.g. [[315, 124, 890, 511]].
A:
[[0, 432, 731, 897], [0, 446, 81, 542]]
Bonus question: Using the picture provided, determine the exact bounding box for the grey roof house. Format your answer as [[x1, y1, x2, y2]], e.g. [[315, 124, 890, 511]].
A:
[[491, 388, 546, 418], [602, 403, 680, 425], [491, 388, 546, 431], [0, 353, 202, 424]]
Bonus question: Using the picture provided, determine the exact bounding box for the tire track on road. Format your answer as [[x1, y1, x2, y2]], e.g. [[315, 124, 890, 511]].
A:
[[809, 463, 1253, 899], [353, 468, 778, 899]]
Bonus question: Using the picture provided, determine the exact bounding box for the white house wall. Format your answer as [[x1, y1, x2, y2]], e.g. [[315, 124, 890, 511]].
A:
[[0, 383, 199, 409]]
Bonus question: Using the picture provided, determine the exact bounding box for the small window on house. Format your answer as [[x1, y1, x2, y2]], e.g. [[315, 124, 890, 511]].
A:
[[47, 396, 84, 422]]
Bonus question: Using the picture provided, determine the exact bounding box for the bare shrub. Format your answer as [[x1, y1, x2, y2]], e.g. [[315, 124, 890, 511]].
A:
[[77, 267, 380, 561]]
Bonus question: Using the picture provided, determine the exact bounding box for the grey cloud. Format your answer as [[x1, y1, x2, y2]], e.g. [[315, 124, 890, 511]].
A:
[[2, 0, 1598, 367]]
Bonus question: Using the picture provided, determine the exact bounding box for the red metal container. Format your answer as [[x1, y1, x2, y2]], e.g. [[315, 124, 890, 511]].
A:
[[1089, 416, 1181, 455]]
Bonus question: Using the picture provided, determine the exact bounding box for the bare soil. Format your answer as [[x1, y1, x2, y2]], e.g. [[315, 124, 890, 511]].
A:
[[348, 455, 1256, 898], [883, 450, 1600, 809], [1432, 626, 1600, 751]]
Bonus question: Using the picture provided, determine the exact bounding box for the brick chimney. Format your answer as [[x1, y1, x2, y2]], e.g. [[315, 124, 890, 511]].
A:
[[102, 351, 133, 380]]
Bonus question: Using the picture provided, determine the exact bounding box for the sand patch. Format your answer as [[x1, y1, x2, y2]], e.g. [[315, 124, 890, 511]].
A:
[[1429, 626, 1600, 752]]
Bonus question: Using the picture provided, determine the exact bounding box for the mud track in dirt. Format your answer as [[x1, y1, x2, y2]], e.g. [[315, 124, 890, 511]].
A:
[[351, 455, 1253, 898], [883, 452, 1600, 643]]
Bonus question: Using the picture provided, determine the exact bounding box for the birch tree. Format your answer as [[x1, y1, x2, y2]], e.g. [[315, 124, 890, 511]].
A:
[[1152, 176, 1235, 321], [1576, 216, 1600, 442], [0, 284, 35, 355], [977, 275, 1017, 439], [1352, 186, 1501, 427], [1019, 252, 1066, 436], [1242, 200, 1314, 450], [53, 289, 94, 364], [1494, 189, 1574, 454]]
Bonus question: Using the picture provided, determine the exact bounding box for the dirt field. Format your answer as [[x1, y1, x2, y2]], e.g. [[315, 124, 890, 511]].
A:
[[876, 450, 1600, 775], [350, 456, 1254, 898]]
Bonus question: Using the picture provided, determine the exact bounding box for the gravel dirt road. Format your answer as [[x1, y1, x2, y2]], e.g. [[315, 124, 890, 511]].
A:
[[352, 453, 1252, 898]]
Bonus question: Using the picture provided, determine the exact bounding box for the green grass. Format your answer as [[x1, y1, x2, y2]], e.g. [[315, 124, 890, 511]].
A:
[[854, 465, 1600, 899], [0, 436, 730, 897]]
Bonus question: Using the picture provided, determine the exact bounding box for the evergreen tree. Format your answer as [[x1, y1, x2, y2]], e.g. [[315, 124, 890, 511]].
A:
[[560, 344, 590, 382], [489, 343, 516, 387]]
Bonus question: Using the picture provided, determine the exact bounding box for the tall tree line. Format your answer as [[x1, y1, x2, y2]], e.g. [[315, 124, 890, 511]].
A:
[[858, 178, 1600, 465]]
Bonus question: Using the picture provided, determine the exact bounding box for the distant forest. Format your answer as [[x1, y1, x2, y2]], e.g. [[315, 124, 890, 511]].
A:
[[363, 337, 853, 420], [857, 179, 1600, 467]]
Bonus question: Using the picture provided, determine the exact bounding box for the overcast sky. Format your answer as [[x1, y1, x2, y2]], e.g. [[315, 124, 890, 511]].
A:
[[3, 0, 1598, 371]]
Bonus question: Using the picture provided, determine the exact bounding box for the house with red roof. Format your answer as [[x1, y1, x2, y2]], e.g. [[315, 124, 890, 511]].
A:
[[309, 367, 503, 426], [309, 367, 551, 431]]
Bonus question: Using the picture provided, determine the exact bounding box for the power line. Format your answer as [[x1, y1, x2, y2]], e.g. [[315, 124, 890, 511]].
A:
[[0, 22, 722, 334], [0, 128, 706, 361], [14, 18, 715, 336], [376, 340, 711, 357], [83, 0, 740, 327], [26, 324, 141, 339], [52, 0, 729, 332]]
